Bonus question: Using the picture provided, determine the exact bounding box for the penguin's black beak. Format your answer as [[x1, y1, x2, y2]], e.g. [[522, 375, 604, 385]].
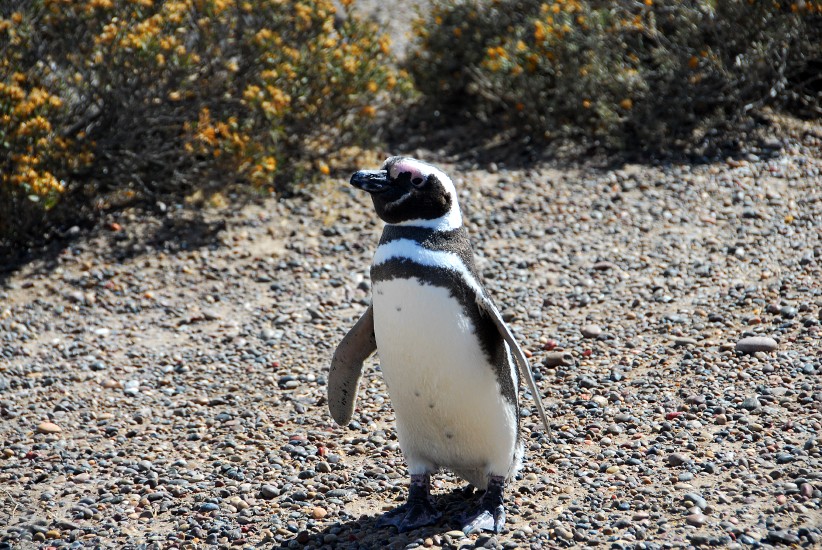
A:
[[350, 169, 389, 194]]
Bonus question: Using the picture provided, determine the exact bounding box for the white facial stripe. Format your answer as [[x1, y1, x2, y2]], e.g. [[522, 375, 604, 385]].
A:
[[395, 207, 463, 231]]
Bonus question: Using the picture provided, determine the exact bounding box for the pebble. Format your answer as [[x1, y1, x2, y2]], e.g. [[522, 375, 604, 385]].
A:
[[667, 452, 690, 466], [36, 422, 62, 434], [735, 336, 778, 353], [260, 484, 280, 500], [673, 336, 699, 347], [685, 513, 709, 527], [543, 351, 574, 367], [740, 396, 761, 410], [768, 530, 800, 544], [581, 324, 602, 338], [683, 492, 708, 510]]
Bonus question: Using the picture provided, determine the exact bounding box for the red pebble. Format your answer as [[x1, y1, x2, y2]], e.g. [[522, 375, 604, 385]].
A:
[[543, 339, 558, 351], [665, 411, 683, 420], [582, 349, 593, 357]]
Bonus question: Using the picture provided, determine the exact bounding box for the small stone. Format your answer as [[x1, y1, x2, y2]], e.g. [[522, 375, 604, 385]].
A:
[[685, 513, 708, 527], [591, 395, 608, 407], [37, 422, 62, 434], [581, 324, 602, 338], [606, 465, 620, 474], [740, 397, 761, 411], [311, 506, 327, 520], [735, 336, 778, 354], [543, 351, 574, 367], [667, 453, 690, 466], [767, 530, 800, 544], [227, 496, 249, 510], [578, 376, 597, 389], [260, 485, 280, 500], [475, 535, 497, 548], [101, 379, 122, 389], [683, 492, 707, 510], [673, 336, 699, 347], [123, 380, 140, 396], [779, 305, 797, 319], [446, 529, 467, 539], [555, 526, 573, 540]]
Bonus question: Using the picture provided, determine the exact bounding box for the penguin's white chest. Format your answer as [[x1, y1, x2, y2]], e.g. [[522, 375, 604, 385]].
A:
[[372, 277, 519, 484]]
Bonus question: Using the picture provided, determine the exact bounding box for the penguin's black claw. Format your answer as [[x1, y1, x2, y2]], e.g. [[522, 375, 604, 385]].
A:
[[377, 473, 441, 532], [461, 474, 506, 534], [377, 499, 442, 532], [461, 505, 506, 534]]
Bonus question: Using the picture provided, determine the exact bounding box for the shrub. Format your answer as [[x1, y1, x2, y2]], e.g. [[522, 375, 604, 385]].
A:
[[409, 0, 821, 151], [1, 0, 409, 253]]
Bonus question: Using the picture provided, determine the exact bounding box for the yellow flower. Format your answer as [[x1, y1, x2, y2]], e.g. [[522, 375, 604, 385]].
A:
[[262, 156, 277, 172]]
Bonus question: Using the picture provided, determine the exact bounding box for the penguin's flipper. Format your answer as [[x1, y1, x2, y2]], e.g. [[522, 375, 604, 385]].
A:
[[477, 297, 551, 435], [329, 305, 377, 426]]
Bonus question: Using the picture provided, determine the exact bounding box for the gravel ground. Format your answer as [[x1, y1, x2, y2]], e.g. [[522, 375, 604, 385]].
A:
[[1, 118, 821, 549]]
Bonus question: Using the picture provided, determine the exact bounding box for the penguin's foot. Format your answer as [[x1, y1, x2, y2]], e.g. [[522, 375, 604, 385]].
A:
[[461, 475, 506, 534], [377, 473, 441, 532]]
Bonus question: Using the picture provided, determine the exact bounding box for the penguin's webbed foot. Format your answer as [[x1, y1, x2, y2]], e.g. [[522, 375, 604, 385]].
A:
[[376, 473, 441, 532], [461, 475, 506, 534]]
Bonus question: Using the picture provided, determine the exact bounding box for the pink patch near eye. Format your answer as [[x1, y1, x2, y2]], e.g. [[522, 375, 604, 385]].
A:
[[390, 160, 426, 182]]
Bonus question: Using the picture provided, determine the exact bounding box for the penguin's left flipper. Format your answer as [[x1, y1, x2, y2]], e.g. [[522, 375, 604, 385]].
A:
[[477, 296, 551, 436], [328, 305, 377, 426]]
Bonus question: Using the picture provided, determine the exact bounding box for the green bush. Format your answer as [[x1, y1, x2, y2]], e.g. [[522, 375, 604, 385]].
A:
[[1, 0, 409, 253], [409, 0, 821, 151]]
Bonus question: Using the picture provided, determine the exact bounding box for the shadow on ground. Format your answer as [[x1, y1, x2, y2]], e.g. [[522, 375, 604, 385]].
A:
[[272, 488, 485, 549], [389, 104, 783, 172], [0, 209, 227, 284]]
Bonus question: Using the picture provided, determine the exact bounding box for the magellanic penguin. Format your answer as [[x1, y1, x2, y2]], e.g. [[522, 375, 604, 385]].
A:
[[329, 157, 550, 534]]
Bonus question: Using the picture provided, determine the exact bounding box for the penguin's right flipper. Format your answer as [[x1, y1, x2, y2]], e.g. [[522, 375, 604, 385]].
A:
[[328, 305, 377, 426]]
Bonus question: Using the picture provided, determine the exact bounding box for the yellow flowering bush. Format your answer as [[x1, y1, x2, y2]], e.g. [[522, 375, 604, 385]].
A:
[[1, 0, 408, 252], [410, 0, 821, 151]]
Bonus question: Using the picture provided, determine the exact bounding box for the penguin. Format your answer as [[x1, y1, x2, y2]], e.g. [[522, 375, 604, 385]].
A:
[[329, 156, 549, 534]]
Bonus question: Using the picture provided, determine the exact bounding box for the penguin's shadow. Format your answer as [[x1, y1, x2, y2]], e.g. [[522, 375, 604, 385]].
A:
[[271, 487, 479, 549]]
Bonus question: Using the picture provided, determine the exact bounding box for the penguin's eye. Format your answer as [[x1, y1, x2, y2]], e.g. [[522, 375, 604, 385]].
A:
[[412, 174, 435, 189]]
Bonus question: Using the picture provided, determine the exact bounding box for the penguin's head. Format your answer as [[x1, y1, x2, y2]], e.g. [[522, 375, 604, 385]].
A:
[[350, 156, 462, 229]]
